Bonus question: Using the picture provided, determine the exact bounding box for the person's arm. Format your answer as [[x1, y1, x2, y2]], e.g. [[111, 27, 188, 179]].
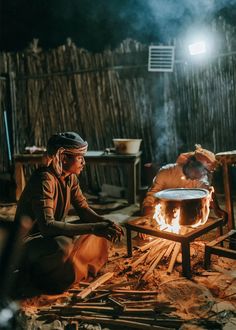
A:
[[31, 173, 119, 240], [70, 175, 124, 240], [142, 169, 166, 215]]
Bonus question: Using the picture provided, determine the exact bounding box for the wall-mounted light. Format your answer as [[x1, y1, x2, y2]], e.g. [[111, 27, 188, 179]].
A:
[[182, 24, 221, 63], [188, 41, 206, 56]]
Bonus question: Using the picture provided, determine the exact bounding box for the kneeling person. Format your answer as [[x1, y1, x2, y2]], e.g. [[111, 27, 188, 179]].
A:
[[14, 131, 123, 295]]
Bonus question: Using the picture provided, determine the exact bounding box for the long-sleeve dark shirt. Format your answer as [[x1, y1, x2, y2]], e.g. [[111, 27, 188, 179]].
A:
[[14, 166, 98, 237]]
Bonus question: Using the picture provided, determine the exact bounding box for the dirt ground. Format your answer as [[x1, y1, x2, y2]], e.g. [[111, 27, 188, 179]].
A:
[[0, 196, 236, 329]]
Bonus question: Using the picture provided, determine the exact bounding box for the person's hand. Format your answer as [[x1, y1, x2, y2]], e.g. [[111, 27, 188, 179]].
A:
[[103, 219, 124, 241], [92, 221, 124, 242], [138, 232, 149, 240]]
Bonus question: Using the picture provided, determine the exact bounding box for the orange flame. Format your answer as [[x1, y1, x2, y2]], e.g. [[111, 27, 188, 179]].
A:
[[154, 203, 181, 234]]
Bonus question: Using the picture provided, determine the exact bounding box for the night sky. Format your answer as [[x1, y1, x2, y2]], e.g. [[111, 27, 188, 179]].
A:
[[1, 0, 236, 52]]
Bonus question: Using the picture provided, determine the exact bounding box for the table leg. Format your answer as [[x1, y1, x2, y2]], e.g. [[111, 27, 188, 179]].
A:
[[181, 241, 191, 278], [14, 162, 25, 201], [137, 158, 141, 195], [127, 163, 136, 204], [222, 162, 235, 230]]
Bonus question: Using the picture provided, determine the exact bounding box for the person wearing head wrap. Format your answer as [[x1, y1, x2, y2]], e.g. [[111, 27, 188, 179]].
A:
[[14, 132, 123, 296], [142, 145, 226, 223]]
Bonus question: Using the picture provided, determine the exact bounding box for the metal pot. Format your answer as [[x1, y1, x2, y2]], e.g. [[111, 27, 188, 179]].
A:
[[153, 188, 210, 226]]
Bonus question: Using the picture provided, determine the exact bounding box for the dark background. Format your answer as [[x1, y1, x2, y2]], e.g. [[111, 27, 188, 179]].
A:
[[1, 0, 236, 52]]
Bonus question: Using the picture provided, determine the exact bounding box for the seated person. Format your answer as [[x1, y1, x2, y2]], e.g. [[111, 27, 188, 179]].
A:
[[14, 131, 123, 296], [142, 145, 227, 220]]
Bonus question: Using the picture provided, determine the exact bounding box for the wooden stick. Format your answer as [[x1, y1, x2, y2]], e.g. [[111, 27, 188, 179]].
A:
[[102, 280, 138, 290], [112, 289, 159, 294], [124, 299, 158, 305], [138, 238, 162, 252], [145, 240, 170, 264], [131, 250, 150, 267], [167, 243, 181, 275], [78, 272, 114, 299], [85, 292, 110, 302], [142, 248, 167, 281], [60, 311, 183, 328], [66, 315, 173, 330], [107, 296, 125, 311], [164, 242, 176, 259]]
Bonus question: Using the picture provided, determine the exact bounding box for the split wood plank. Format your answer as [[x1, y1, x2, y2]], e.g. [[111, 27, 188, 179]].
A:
[[167, 243, 181, 274], [138, 238, 162, 252], [145, 240, 171, 264], [164, 242, 176, 259], [78, 272, 114, 299], [131, 250, 150, 267], [142, 248, 167, 281]]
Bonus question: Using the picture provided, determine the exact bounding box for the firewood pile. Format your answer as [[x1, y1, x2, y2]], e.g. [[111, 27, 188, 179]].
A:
[[19, 242, 236, 329], [32, 272, 222, 330], [126, 229, 200, 283], [131, 238, 183, 281]]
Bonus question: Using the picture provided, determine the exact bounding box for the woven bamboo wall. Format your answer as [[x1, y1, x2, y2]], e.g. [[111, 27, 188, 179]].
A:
[[1, 18, 236, 193]]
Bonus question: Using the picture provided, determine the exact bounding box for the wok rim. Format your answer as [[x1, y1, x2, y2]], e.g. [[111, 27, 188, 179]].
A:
[[153, 188, 209, 201]]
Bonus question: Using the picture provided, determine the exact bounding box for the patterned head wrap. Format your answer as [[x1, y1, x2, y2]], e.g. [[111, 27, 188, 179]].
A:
[[46, 132, 88, 176], [176, 144, 217, 171]]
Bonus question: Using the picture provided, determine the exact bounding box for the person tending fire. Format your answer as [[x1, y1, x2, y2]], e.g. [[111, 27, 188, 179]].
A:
[[14, 131, 123, 296], [141, 144, 227, 223]]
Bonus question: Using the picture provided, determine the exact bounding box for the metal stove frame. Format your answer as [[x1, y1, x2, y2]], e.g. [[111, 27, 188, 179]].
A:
[[125, 216, 225, 278]]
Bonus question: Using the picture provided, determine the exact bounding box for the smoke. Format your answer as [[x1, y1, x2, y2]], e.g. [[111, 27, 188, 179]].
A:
[[2, 0, 236, 51], [114, 0, 236, 45], [42, 0, 236, 50], [147, 0, 236, 20]]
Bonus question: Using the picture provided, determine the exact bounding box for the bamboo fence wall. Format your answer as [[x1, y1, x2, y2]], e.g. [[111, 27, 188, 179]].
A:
[[1, 18, 236, 193]]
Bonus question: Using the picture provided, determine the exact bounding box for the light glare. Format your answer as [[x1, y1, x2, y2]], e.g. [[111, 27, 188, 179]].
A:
[[188, 41, 206, 56]]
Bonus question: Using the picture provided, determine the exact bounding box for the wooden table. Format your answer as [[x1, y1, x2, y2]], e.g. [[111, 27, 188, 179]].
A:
[[14, 151, 142, 204], [216, 151, 236, 230]]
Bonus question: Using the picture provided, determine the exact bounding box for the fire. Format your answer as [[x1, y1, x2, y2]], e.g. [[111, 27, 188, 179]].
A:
[[154, 203, 181, 234]]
